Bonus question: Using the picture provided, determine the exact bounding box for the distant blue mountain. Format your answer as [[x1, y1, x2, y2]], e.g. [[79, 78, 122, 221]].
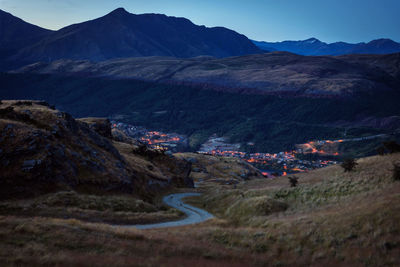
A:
[[252, 38, 400, 56]]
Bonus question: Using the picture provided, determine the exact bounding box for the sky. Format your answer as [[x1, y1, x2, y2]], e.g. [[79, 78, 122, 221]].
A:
[[1, 0, 399, 43]]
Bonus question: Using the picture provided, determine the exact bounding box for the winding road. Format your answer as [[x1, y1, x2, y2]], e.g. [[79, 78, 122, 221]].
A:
[[130, 193, 214, 230]]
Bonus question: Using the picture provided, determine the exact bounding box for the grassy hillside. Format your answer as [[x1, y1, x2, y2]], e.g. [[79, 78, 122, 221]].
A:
[[14, 52, 400, 96], [174, 152, 263, 185], [1, 73, 398, 154], [186, 153, 400, 265], [0, 153, 399, 266]]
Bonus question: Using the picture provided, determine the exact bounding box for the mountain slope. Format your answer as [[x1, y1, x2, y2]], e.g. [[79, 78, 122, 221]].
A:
[[0, 9, 53, 69], [253, 38, 400, 56], [10, 8, 260, 63], [15, 52, 400, 96], [1, 72, 399, 154], [0, 9, 52, 52]]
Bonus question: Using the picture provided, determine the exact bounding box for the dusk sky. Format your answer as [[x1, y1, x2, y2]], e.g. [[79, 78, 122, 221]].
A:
[[1, 0, 399, 43]]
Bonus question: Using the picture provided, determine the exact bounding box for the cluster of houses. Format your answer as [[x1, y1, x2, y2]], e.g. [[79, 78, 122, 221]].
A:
[[111, 121, 188, 152], [111, 122, 340, 175], [198, 135, 339, 175]]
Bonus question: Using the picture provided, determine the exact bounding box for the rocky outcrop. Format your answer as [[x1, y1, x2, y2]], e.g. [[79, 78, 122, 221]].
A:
[[0, 101, 193, 200], [78, 117, 112, 139]]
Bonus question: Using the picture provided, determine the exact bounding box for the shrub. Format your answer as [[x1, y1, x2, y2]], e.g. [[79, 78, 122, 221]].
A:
[[341, 158, 358, 172], [288, 176, 298, 187], [15, 101, 33, 106], [393, 163, 400, 181], [383, 141, 400, 154], [0, 106, 14, 116], [376, 146, 386, 156]]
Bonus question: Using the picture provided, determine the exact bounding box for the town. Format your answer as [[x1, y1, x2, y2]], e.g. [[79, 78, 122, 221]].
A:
[[111, 121, 188, 152], [111, 121, 342, 177], [198, 135, 339, 176]]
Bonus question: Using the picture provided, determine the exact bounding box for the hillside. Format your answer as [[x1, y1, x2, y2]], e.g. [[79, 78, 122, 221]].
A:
[[253, 38, 400, 56], [185, 153, 400, 265], [0, 151, 399, 265], [0, 100, 193, 200], [3, 8, 260, 68], [0, 9, 53, 70], [1, 73, 399, 154], [174, 152, 263, 185], [15, 52, 400, 96], [0, 9, 52, 51]]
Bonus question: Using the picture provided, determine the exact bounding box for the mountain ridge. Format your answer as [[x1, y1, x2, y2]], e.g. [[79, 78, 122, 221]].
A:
[[253, 38, 400, 56], [1, 8, 261, 67], [14, 52, 400, 97]]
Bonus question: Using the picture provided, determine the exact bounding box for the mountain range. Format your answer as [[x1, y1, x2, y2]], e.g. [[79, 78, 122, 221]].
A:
[[1, 7, 399, 154], [0, 8, 260, 70], [2, 8, 400, 72], [253, 38, 400, 56]]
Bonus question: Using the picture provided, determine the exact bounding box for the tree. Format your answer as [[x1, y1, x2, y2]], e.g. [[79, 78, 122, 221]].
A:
[[341, 158, 358, 172], [393, 163, 400, 181], [288, 176, 298, 187], [376, 146, 386, 156], [383, 141, 400, 154]]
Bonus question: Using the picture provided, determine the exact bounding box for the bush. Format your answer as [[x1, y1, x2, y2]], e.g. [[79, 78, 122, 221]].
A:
[[15, 101, 33, 106], [393, 163, 400, 181], [376, 146, 386, 156], [341, 158, 358, 172], [383, 141, 400, 154], [288, 176, 298, 187]]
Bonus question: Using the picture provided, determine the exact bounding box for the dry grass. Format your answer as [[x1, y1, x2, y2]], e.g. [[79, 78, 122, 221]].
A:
[[0, 216, 257, 267], [0, 191, 183, 225], [174, 152, 263, 186], [1, 152, 399, 266]]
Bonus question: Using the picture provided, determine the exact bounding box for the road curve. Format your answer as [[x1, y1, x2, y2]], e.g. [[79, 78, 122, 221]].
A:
[[129, 193, 214, 230]]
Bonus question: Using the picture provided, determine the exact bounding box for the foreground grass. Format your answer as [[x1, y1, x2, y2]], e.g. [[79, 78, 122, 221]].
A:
[[0, 154, 399, 266], [0, 191, 183, 225]]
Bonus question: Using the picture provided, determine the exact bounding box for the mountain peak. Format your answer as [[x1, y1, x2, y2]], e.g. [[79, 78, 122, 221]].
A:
[[109, 7, 129, 15], [368, 38, 396, 44], [8, 7, 260, 63], [304, 38, 321, 44]]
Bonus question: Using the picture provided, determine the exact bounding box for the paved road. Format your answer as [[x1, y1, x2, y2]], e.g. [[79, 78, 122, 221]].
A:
[[129, 193, 214, 230]]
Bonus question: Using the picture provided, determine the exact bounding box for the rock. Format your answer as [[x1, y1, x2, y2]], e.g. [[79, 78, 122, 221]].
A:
[[240, 171, 249, 180], [4, 124, 13, 131], [22, 159, 42, 172], [186, 157, 198, 163], [22, 110, 32, 117], [51, 125, 60, 136], [15, 101, 33, 106], [53, 146, 65, 158], [78, 117, 112, 138]]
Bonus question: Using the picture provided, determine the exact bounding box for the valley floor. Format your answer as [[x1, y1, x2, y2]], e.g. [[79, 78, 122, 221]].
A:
[[1, 153, 400, 266]]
